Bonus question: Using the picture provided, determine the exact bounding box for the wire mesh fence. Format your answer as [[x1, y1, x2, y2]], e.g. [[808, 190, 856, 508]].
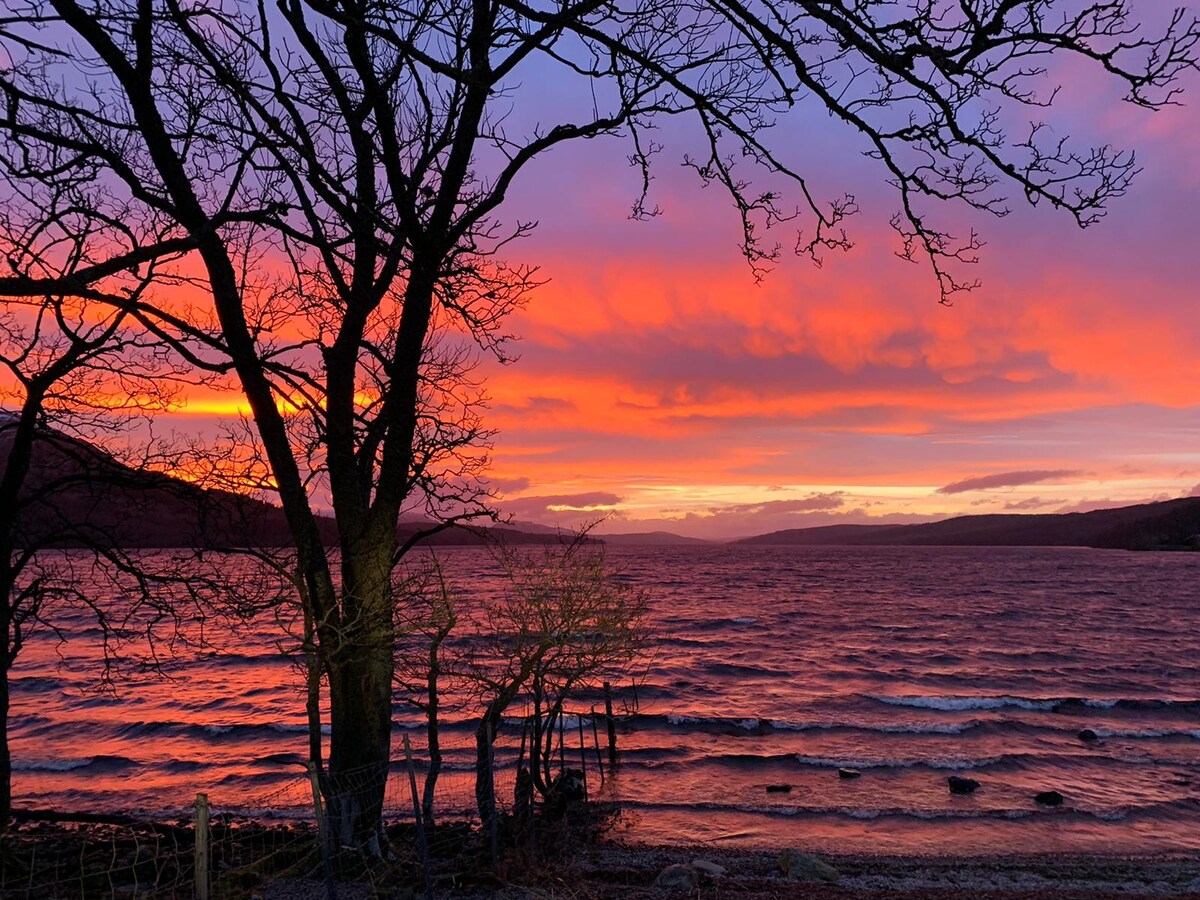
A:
[[1, 779, 322, 899], [1, 706, 621, 899]]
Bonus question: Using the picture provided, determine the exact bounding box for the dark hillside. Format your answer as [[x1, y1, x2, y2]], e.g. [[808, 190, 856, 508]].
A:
[[738, 498, 1200, 551]]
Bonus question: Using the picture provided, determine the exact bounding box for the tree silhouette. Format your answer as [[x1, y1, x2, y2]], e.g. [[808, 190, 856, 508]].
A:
[[0, 282, 200, 818], [0, 0, 1195, 843]]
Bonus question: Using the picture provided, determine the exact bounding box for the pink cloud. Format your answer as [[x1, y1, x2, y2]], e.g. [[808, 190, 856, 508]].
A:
[[938, 470, 1082, 495]]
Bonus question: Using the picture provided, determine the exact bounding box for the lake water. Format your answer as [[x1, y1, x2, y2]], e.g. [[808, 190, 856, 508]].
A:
[[11, 545, 1200, 855]]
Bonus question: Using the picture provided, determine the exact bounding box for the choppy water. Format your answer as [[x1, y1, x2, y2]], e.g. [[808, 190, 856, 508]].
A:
[[12, 545, 1200, 854]]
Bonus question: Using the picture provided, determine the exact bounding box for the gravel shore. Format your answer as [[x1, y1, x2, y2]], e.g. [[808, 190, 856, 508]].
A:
[[563, 843, 1200, 898], [261, 842, 1200, 898]]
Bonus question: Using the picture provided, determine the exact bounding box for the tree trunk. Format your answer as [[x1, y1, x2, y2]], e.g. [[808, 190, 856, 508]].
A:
[[421, 644, 442, 828], [0, 655, 10, 823], [326, 624, 394, 851], [474, 703, 502, 825], [303, 606, 323, 770]]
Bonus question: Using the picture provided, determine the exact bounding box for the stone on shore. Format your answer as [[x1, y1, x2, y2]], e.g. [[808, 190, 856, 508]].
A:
[[1078, 728, 1099, 741], [948, 775, 980, 794], [654, 863, 700, 891], [1035, 790, 1065, 806], [778, 849, 840, 882], [691, 858, 727, 879], [765, 783, 792, 793]]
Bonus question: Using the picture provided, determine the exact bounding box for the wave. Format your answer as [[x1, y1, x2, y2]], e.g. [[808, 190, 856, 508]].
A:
[[1093, 727, 1200, 740], [640, 713, 986, 737], [792, 752, 1005, 771], [706, 662, 791, 677], [866, 694, 1200, 713], [665, 714, 763, 731], [768, 718, 984, 736], [13, 755, 138, 773], [253, 752, 309, 767], [611, 798, 1200, 824], [9, 676, 63, 694], [116, 720, 331, 742], [162, 759, 212, 773]]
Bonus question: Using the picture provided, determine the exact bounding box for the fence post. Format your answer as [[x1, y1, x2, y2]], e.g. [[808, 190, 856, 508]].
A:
[[193, 793, 209, 900], [590, 706, 605, 784], [402, 735, 436, 900], [604, 682, 618, 766], [558, 714, 565, 775], [307, 762, 338, 900], [577, 715, 588, 799]]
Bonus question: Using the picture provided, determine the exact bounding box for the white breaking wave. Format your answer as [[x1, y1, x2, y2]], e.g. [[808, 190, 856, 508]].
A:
[[1094, 727, 1200, 740], [13, 758, 93, 772], [666, 714, 761, 730], [793, 753, 998, 771], [869, 694, 1059, 712], [768, 719, 979, 735]]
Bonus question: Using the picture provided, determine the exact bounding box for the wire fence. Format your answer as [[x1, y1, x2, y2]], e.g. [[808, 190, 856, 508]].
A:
[[0, 706, 622, 899]]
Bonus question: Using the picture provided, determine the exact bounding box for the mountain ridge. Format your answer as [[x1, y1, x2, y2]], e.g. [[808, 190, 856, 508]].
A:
[[736, 498, 1200, 550], [5, 417, 1198, 550]]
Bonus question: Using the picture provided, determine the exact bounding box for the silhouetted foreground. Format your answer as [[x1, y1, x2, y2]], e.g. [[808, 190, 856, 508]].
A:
[[5, 816, 1199, 898]]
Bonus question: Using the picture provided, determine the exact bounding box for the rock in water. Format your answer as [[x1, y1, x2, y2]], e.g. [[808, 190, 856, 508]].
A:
[[1078, 728, 1099, 741], [777, 849, 839, 883], [948, 776, 980, 794], [1035, 790, 1065, 806], [765, 783, 792, 793], [838, 768, 862, 779], [654, 864, 699, 892], [691, 858, 727, 879]]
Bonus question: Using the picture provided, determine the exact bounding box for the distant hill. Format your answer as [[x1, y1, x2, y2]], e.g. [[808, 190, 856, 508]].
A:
[[0, 422, 581, 549], [1, 421, 303, 548], [737, 498, 1200, 551], [597, 531, 711, 546]]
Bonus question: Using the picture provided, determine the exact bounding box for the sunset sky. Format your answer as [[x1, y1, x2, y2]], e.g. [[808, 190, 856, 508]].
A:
[[474, 62, 1200, 539], [156, 51, 1200, 541]]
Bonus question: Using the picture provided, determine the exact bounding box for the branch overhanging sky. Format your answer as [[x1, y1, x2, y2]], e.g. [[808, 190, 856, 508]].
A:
[[141, 38, 1200, 540]]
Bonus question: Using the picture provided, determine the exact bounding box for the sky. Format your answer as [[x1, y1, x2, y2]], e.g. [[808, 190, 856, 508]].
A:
[[15, 10, 1199, 543], [455, 49, 1200, 539]]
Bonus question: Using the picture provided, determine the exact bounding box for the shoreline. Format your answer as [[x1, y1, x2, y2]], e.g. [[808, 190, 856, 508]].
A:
[[7, 812, 1200, 898], [559, 842, 1200, 898]]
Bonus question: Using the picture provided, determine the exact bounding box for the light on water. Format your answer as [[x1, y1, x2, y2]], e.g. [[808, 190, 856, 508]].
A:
[[12, 545, 1200, 855]]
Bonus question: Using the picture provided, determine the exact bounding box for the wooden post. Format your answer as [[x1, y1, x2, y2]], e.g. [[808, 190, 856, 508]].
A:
[[603, 681, 618, 766], [402, 735, 435, 900], [590, 706, 605, 784], [308, 762, 337, 900], [577, 715, 588, 799], [193, 793, 209, 900], [558, 713, 565, 774]]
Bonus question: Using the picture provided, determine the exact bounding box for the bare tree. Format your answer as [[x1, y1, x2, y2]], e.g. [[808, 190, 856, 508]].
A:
[[393, 554, 460, 828], [392, 537, 651, 831], [432, 537, 651, 827], [0, 0, 1195, 843], [0, 283, 203, 818]]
